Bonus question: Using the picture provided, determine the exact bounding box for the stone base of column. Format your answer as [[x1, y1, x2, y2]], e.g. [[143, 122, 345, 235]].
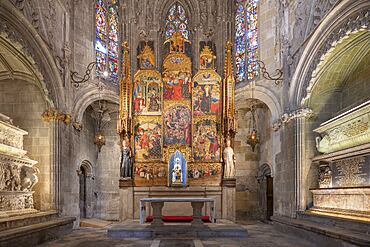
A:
[[222, 178, 236, 221]]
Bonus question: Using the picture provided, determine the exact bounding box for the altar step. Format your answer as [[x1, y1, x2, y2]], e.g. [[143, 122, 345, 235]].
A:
[[0, 211, 58, 231], [299, 209, 370, 234], [0, 211, 75, 247], [108, 219, 248, 240], [272, 215, 370, 247]]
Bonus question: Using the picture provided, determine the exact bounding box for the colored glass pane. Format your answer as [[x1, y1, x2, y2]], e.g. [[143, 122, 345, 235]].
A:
[[235, 0, 259, 83], [95, 0, 120, 81], [165, 3, 189, 39]]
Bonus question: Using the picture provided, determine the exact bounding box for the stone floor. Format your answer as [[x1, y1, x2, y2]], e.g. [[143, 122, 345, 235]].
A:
[[38, 221, 317, 247]]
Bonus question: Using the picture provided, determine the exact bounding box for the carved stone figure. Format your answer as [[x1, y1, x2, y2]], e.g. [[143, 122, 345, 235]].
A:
[[21, 166, 40, 191], [9, 165, 21, 191], [120, 138, 132, 178], [223, 139, 236, 178]]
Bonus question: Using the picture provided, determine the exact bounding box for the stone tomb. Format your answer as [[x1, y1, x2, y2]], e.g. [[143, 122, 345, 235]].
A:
[[0, 114, 75, 247], [311, 101, 370, 220], [0, 113, 39, 217]]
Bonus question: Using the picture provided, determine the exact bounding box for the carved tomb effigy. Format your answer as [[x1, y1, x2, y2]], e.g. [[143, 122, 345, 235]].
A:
[[311, 100, 370, 219], [0, 114, 39, 217]]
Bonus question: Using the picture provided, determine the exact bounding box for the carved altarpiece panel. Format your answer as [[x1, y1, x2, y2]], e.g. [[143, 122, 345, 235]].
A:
[[131, 34, 225, 187]]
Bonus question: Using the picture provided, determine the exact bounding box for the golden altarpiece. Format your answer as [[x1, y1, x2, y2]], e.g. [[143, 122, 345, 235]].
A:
[[117, 33, 236, 220]]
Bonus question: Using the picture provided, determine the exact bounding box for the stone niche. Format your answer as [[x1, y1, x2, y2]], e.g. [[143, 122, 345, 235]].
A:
[[310, 101, 370, 219], [0, 114, 39, 217]]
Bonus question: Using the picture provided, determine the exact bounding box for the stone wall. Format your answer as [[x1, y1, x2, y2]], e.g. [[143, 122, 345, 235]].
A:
[[94, 111, 120, 220], [341, 51, 370, 111], [0, 79, 53, 211], [234, 104, 273, 220]]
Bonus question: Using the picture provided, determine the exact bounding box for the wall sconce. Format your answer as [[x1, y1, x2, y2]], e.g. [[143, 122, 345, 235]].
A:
[[94, 131, 106, 152]]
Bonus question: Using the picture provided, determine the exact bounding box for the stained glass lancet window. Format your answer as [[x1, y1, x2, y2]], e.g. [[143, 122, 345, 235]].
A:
[[235, 0, 259, 84], [95, 0, 119, 81], [165, 3, 189, 40]]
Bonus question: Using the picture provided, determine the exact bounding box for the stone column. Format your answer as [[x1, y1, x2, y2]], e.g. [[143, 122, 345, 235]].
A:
[[151, 202, 164, 226], [119, 179, 134, 221], [191, 202, 204, 225], [222, 178, 236, 221]]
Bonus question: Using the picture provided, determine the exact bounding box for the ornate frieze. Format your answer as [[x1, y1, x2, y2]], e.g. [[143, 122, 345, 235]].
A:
[[0, 116, 27, 152], [315, 100, 370, 154], [318, 163, 332, 188], [272, 108, 314, 131], [0, 192, 35, 211], [301, 8, 370, 105], [331, 156, 369, 188]]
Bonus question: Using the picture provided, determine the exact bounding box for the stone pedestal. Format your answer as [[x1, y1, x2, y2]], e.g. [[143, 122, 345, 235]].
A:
[[119, 181, 133, 221], [222, 178, 236, 221], [0, 115, 39, 217], [151, 202, 164, 226], [191, 202, 204, 225]]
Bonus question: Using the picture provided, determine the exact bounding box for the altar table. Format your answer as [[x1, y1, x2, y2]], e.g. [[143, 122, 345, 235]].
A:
[[139, 197, 216, 225]]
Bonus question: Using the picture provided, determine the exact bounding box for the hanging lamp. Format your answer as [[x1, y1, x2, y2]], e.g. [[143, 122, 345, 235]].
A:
[[246, 83, 259, 151]]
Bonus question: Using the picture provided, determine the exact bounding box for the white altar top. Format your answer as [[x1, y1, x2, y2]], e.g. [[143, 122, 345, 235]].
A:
[[139, 197, 216, 224], [140, 197, 215, 203]]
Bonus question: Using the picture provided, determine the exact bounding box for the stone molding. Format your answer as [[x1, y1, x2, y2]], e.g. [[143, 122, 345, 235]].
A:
[[301, 8, 370, 105], [272, 108, 314, 131], [0, 120, 27, 151], [314, 100, 370, 154]]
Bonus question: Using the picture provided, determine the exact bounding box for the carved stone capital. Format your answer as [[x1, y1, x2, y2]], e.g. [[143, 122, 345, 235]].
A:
[[272, 108, 314, 131]]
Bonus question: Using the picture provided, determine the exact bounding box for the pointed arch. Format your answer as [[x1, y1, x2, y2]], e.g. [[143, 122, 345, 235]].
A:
[[235, 0, 259, 84], [95, 0, 120, 81], [164, 2, 190, 39]]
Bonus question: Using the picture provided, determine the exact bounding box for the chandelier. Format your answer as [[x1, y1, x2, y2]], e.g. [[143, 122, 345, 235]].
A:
[[246, 83, 259, 152]]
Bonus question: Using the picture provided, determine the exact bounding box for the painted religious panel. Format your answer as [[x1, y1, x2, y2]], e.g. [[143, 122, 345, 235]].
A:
[[193, 118, 221, 161], [134, 117, 162, 161], [133, 163, 167, 186], [163, 71, 191, 100], [193, 75, 221, 116], [133, 44, 161, 115], [188, 163, 222, 186], [163, 104, 192, 145], [193, 46, 221, 116]]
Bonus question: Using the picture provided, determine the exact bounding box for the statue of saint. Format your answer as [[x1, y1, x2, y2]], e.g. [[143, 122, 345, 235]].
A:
[[172, 157, 183, 184], [223, 138, 235, 178], [120, 138, 132, 178]]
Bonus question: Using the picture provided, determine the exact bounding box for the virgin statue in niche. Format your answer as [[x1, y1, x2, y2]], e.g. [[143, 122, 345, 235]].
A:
[[223, 138, 235, 178], [120, 138, 132, 178]]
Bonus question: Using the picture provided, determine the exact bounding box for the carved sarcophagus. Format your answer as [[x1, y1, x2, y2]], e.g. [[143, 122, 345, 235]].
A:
[[314, 100, 370, 154], [0, 114, 39, 217]]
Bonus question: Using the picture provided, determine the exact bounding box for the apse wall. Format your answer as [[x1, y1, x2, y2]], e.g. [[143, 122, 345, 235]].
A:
[[0, 79, 54, 211]]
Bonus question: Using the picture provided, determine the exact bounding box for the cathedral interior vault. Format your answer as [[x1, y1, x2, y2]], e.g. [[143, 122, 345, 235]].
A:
[[0, 0, 369, 246]]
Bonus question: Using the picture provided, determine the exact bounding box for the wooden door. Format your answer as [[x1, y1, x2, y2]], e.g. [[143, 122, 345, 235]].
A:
[[266, 176, 273, 220]]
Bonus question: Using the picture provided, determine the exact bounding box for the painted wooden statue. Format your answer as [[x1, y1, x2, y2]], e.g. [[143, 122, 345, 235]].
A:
[[120, 138, 132, 178]]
